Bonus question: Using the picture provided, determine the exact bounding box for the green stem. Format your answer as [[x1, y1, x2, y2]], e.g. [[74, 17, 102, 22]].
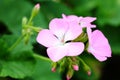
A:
[[33, 53, 52, 62], [78, 57, 91, 71], [78, 57, 87, 66], [29, 26, 42, 32], [8, 35, 24, 51], [28, 15, 33, 25]]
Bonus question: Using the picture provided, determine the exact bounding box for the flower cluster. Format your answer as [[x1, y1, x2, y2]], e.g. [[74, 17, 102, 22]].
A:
[[37, 14, 111, 62], [36, 14, 111, 80]]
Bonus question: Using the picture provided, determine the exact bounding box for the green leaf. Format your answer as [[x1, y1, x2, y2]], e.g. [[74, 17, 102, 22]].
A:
[[40, 1, 72, 22], [0, 61, 35, 79], [0, 34, 36, 79], [0, 39, 9, 59], [34, 0, 53, 2], [97, 0, 120, 26], [0, 0, 33, 34], [33, 12, 49, 29], [28, 59, 61, 80], [74, 0, 97, 16]]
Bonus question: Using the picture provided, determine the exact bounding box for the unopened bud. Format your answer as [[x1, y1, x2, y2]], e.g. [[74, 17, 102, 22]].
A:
[[78, 57, 91, 76], [72, 65, 79, 71], [66, 66, 74, 80], [35, 3, 40, 10], [66, 74, 71, 80], [51, 67, 56, 72], [87, 70, 91, 76], [22, 17, 28, 26], [31, 3, 40, 20], [51, 62, 57, 72]]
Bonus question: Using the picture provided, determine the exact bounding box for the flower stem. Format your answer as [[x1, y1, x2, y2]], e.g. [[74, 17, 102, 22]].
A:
[[33, 53, 52, 62], [78, 57, 91, 73], [78, 57, 87, 67], [8, 35, 25, 51]]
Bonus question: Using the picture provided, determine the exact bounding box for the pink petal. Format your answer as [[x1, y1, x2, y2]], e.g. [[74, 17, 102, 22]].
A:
[[47, 46, 67, 62], [87, 30, 111, 61], [80, 17, 96, 28], [64, 21, 83, 41], [92, 52, 107, 61], [36, 29, 60, 47], [65, 42, 84, 56], [91, 30, 111, 57], [62, 14, 80, 22], [61, 14, 83, 41], [82, 17, 96, 23], [49, 18, 68, 40]]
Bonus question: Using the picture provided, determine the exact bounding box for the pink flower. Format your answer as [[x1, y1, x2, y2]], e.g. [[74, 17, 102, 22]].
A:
[[87, 28, 111, 61], [37, 18, 84, 62]]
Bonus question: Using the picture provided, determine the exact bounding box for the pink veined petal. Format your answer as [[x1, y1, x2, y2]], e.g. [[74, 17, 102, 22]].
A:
[[49, 18, 68, 40], [47, 46, 67, 62], [64, 21, 83, 41], [36, 29, 60, 47], [65, 42, 84, 56]]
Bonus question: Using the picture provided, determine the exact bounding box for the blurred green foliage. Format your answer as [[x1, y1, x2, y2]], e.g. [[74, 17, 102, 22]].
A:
[[0, 0, 120, 80]]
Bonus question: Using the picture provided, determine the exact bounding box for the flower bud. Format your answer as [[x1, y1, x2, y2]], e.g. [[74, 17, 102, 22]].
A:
[[22, 17, 28, 26], [72, 64, 79, 71], [87, 70, 91, 76], [84, 64, 91, 76], [31, 3, 40, 18], [51, 62, 57, 72], [78, 57, 91, 76], [66, 74, 71, 80], [51, 67, 56, 72], [66, 66, 74, 80], [35, 3, 40, 10]]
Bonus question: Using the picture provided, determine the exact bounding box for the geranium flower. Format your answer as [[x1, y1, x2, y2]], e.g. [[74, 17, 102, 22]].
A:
[[37, 18, 84, 62], [87, 28, 111, 61]]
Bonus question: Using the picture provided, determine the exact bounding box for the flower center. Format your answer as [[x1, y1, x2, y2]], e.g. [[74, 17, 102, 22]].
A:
[[61, 39, 64, 43]]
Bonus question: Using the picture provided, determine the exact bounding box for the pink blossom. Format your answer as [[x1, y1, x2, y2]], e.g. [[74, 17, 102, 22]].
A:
[[37, 18, 84, 62], [87, 28, 111, 61]]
